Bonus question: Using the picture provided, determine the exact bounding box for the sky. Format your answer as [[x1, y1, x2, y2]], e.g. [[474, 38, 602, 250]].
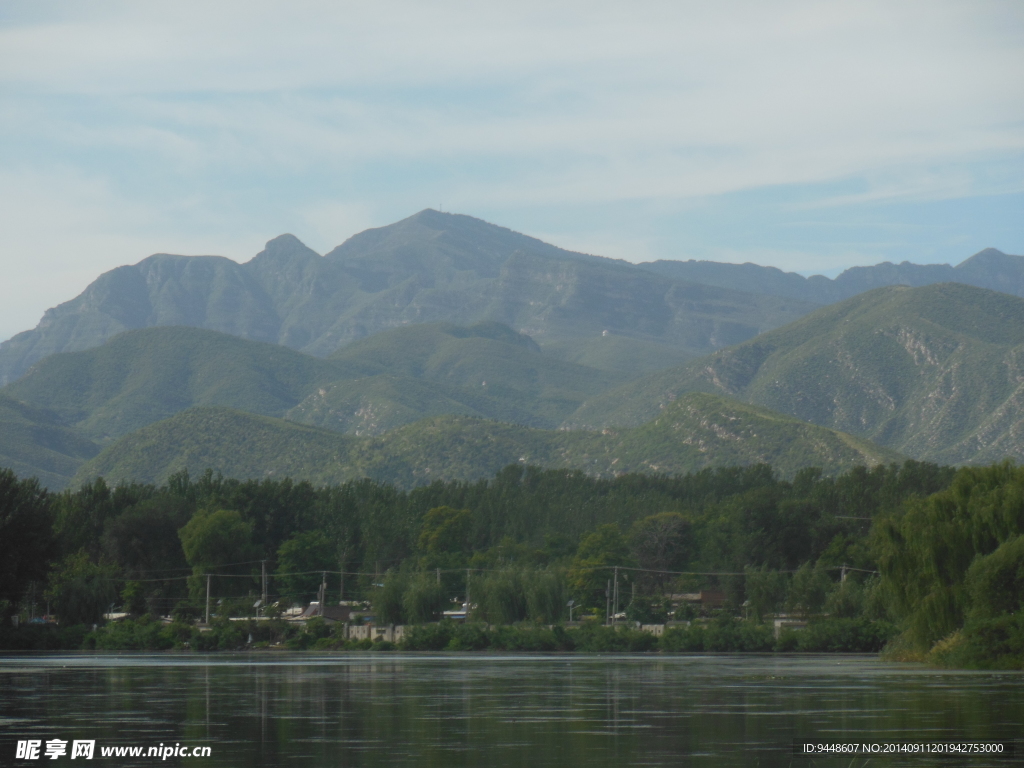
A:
[[1, 0, 1022, 342]]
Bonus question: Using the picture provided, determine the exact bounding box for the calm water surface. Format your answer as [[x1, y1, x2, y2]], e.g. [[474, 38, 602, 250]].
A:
[[1, 653, 1021, 767]]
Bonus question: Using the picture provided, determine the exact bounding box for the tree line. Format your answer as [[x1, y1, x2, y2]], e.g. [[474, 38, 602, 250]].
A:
[[3, 458, 1022, 665]]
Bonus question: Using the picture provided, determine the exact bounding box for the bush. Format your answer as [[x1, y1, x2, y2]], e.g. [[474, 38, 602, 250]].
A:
[[929, 614, 1024, 670], [572, 624, 658, 652], [446, 623, 490, 651], [703, 616, 774, 652], [92, 616, 173, 650], [488, 625, 572, 652], [660, 624, 705, 652], [659, 618, 772, 652], [0, 623, 69, 651], [401, 621, 456, 651], [965, 535, 1024, 620], [791, 618, 896, 653]]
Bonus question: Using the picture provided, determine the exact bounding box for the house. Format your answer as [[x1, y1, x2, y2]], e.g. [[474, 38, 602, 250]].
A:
[[298, 602, 352, 623]]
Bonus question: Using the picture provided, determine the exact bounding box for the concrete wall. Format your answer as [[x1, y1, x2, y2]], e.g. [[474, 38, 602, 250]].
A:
[[344, 623, 404, 643]]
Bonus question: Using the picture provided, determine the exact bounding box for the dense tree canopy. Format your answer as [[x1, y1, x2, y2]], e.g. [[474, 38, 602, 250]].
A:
[[0, 469, 55, 616], [4, 457, 998, 663]]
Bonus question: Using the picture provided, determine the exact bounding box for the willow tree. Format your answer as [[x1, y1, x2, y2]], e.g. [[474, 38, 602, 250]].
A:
[[873, 462, 1024, 651]]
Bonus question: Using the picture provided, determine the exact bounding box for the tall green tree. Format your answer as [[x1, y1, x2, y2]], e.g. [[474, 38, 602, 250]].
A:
[[403, 572, 446, 624], [0, 469, 55, 618], [45, 550, 119, 625], [567, 524, 634, 609], [101, 497, 191, 577], [178, 508, 256, 599], [276, 530, 336, 603], [417, 506, 475, 583], [873, 462, 1024, 650], [630, 512, 691, 589]]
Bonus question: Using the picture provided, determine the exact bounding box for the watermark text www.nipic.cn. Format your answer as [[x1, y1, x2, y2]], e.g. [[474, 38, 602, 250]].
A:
[[16, 740, 212, 760]]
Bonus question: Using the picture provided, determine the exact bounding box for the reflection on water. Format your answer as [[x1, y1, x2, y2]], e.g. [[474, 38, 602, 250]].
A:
[[1, 653, 1021, 767]]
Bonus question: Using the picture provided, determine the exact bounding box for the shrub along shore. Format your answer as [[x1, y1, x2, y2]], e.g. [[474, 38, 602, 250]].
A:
[[0, 614, 895, 654]]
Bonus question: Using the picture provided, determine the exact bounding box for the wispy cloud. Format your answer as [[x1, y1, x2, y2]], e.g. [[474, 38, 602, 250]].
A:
[[0, 0, 1022, 339]]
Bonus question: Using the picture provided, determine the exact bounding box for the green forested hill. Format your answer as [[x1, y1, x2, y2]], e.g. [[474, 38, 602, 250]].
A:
[[73, 393, 903, 488], [2, 322, 626, 444], [0, 321, 633, 485], [0, 394, 99, 490], [311, 321, 626, 430], [2, 326, 354, 442], [567, 283, 1024, 465]]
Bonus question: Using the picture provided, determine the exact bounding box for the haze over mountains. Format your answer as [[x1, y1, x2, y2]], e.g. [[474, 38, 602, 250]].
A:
[[1, 209, 1021, 490]]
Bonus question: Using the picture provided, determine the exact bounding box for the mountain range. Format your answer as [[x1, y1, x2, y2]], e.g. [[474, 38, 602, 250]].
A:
[[4, 210, 1020, 388], [641, 247, 1024, 305], [0, 210, 817, 386], [1, 210, 1021, 489]]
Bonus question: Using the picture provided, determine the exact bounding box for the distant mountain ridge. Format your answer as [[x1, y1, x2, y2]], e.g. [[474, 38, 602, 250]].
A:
[[641, 247, 1024, 304], [0, 210, 815, 385], [2, 209, 1016, 386]]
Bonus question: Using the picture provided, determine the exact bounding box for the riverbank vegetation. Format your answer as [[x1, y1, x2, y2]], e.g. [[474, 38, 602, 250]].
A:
[[2, 459, 1022, 666]]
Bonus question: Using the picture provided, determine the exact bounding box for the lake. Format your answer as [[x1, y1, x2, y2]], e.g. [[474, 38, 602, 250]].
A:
[[1, 653, 1020, 766]]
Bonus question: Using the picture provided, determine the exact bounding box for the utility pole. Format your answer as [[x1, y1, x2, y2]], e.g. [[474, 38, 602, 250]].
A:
[[339, 548, 347, 603], [465, 569, 471, 616], [613, 566, 619, 624], [320, 572, 327, 615], [261, 560, 267, 610], [205, 574, 211, 625], [606, 580, 611, 626]]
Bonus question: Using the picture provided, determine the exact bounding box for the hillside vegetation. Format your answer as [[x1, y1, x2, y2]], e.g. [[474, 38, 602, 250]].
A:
[[0, 395, 98, 490], [568, 283, 1024, 465], [73, 394, 903, 488], [2, 326, 352, 441], [3, 322, 625, 443]]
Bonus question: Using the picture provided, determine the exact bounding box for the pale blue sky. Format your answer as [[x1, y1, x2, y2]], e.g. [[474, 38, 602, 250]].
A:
[[1, 0, 1022, 341]]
